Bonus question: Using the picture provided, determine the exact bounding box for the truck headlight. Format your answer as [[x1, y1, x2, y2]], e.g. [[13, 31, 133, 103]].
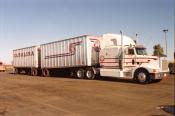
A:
[[163, 73, 167, 77]]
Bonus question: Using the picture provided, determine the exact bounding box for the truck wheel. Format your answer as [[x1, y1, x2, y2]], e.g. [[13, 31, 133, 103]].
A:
[[134, 69, 150, 84], [31, 68, 38, 76], [76, 68, 84, 79], [85, 68, 95, 80], [42, 69, 50, 77]]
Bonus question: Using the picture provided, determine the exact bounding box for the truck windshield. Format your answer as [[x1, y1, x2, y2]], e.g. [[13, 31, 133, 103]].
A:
[[136, 48, 147, 55]]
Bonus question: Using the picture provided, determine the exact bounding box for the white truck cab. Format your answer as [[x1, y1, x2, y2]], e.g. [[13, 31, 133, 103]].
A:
[[99, 34, 169, 83]]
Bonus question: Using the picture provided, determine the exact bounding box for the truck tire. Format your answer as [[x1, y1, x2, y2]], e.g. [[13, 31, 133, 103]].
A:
[[134, 69, 150, 84], [76, 68, 84, 79], [31, 68, 38, 76], [42, 69, 50, 77], [85, 68, 95, 80]]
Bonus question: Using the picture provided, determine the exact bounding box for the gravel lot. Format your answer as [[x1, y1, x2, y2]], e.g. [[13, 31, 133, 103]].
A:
[[0, 72, 174, 116]]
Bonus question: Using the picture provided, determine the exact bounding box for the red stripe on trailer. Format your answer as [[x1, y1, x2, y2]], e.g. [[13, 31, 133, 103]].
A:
[[45, 41, 82, 59]]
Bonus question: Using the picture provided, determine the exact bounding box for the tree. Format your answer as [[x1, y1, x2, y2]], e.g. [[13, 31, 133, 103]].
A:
[[153, 44, 164, 57]]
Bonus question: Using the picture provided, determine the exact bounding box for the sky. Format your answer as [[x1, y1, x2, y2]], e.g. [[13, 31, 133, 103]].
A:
[[0, 0, 174, 64]]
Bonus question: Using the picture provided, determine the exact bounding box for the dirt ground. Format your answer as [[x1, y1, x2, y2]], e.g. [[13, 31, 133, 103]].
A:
[[0, 72, 174, 116]]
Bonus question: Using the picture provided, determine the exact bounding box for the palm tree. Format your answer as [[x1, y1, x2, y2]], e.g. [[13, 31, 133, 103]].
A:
[[153, 44, 164, 57]]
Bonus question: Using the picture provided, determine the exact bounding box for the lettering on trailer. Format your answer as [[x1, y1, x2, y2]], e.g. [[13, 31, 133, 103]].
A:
[[13, 51, 34, 57], [45, 41, 82, 59]]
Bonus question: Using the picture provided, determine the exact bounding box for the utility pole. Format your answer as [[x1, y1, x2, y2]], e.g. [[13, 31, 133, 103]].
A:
[[162, 29, 168, 56]]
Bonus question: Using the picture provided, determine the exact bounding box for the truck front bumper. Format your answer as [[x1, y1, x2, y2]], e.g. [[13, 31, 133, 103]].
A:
[[150, 73, 167, 80]]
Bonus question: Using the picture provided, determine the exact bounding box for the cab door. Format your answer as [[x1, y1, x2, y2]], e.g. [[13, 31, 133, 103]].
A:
[[124, 47, 136, 67]]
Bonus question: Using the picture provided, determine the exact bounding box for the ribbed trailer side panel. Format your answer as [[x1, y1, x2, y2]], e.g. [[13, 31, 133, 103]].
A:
[[40, 36, 89, 68], [13, 46, 39, 68]]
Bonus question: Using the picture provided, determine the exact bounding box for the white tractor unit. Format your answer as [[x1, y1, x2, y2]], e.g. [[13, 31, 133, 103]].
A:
[[99, 33, 168, 83]]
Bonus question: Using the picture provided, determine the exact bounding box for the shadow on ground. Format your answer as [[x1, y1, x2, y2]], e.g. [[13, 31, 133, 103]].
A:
[[8, 72, 166, 84], [156, 105, 175, 115]]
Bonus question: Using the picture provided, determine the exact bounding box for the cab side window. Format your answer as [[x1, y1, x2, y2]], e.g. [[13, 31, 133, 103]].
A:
[[105, 39, 117, 47], [111, 39, 117, 46], [128, 49, 134, 55]]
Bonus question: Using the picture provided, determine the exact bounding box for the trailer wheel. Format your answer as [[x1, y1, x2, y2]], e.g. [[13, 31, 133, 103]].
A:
[[31, 68, 38, 76], [76, 68, 84, 79], [85, 68, 95, 80], [134, 69, 150, 84], [42, 69, 50, 77], [14, 68, 19, 74]]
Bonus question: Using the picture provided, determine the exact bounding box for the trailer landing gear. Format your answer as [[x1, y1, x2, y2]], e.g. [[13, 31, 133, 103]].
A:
[[14, 68, 19, 74]]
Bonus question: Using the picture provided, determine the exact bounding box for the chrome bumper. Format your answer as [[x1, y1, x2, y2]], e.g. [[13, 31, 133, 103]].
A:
[[150, 73, 167, 80]]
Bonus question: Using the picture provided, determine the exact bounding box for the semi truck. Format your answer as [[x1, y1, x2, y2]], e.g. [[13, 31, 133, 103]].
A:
[[13, 33, 169, 83]]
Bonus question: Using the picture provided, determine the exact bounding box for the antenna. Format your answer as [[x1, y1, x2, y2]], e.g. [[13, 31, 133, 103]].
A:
[[135, 33, 138, 44]]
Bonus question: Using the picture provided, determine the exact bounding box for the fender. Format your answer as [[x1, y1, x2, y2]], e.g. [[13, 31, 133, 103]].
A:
[[131, 66, 150, 79]]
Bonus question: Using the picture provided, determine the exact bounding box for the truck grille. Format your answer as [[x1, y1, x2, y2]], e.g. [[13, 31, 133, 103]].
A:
[[162, 60, 168, 71]]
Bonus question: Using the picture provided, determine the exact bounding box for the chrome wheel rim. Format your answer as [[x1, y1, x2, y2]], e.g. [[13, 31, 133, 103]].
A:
[[77, 70, 83, 78], [138, 72, 146, 82], [86, 70, 93, 79]]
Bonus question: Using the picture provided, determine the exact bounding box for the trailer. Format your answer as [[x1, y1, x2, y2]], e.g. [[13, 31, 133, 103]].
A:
[[13, 46, 40, 76], [40, 35, 101, 79]]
